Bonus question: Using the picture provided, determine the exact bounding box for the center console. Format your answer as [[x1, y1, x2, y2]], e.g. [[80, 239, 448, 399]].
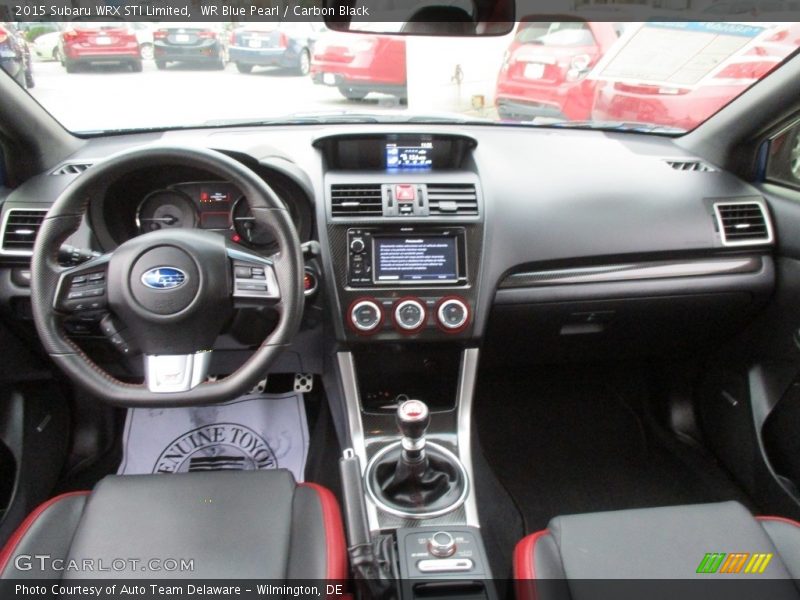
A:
[[316, 133, 484, 344], [318, 132, 494, 597]]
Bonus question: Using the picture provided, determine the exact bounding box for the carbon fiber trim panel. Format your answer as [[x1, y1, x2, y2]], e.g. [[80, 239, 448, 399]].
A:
[[500, 256, 763, 289]]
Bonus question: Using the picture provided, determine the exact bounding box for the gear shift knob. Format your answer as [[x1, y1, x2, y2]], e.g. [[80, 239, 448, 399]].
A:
[[397, 399, 430, 462]]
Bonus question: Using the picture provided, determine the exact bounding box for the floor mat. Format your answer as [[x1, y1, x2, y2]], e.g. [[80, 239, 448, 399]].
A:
[[118, 392, 309, 481], [476, 366, 754, 534]]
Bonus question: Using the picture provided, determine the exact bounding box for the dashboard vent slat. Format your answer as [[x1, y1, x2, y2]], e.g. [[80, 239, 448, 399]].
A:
[[427, 183, 479, 216], [665, 159, 715, 172], [714, 202, 772, 246], [1, 209, 48, 254], [50, 161, 93, 176], [330, 184, 383, 217]]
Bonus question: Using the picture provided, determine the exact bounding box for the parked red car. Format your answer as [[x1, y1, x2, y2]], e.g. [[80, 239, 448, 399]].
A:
[[495, 20, 621, 121], [60, 22, 141, 73], [591, 23, 800, 131], [310, 31, 406, 101]]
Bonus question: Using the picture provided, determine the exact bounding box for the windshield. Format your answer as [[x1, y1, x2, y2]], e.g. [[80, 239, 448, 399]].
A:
[[5, 19, 800, 134]]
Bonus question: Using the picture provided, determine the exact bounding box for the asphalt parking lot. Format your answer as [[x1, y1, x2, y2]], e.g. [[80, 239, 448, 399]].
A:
[[28, 59, 405, 132]]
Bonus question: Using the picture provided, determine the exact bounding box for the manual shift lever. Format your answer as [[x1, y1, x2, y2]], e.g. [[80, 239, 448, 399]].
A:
[[368, 397, 466, 516], [397, 399, 431, 463]]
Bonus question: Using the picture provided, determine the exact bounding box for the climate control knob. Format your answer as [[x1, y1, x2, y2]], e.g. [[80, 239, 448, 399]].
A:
[[437, 298, 469, 331], [350, 299, 382, 333], [394, 299, 426, 331]]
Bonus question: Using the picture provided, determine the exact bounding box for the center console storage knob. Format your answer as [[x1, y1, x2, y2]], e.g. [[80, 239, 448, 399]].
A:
[[428, 531, 457, 558]]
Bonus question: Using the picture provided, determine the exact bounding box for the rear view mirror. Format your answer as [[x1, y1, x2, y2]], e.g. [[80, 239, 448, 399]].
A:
[[323, 0, 514, 36]]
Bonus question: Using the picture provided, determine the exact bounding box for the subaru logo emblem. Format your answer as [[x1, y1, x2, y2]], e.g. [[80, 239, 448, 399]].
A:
[[141, 267, 187, 290]]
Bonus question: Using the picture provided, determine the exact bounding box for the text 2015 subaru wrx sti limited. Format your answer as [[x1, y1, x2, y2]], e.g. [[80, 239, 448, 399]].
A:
[[1, 4, 800, 600]]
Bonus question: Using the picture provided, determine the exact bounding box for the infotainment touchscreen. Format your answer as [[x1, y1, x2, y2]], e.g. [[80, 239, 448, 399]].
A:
[[374, 236, 458, 283]]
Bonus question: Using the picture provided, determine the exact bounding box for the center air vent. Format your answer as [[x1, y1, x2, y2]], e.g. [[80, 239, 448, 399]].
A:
[[427, 183, 479, 216], [330, 184, 383, 217], [1, 209, 48, 254], [665, 159, 715, 172], [50, 161, 93, 176], [714, 201, 772, 246]]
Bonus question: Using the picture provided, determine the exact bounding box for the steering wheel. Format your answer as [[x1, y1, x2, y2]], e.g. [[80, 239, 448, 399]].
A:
[[30, 146, 304, 406]]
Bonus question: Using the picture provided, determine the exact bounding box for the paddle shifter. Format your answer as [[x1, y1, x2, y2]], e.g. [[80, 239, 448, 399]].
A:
[[397, 399, 430, 464]]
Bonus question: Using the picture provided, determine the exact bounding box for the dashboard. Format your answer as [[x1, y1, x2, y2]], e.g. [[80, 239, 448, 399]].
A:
[[0, 124, 778, 360]]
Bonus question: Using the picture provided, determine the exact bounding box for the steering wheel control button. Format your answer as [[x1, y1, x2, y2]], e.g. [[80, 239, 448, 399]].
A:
[[417, 558, 474, 573], [350, 299, 382, 333], [234, 265, 253, 279], [437, 298, 469, 332], [428, 531, 457, 558], [231, 258, 279, 301], [394, 299, 426, 331], [58, 267, 109, 313]]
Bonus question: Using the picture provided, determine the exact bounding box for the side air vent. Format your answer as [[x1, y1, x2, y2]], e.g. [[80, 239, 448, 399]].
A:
[[714, 201, 773, 246], [427, 183, 479, 216], [50, 161, 93, 176], [1, 209, 48, 254], [665, 159, 716, 172], [330, 184, 383, 217]]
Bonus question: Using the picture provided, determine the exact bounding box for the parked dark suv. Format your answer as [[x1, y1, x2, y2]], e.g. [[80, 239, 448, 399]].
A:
[[153, 23, 227, 70], [229, 22, 324, 75]]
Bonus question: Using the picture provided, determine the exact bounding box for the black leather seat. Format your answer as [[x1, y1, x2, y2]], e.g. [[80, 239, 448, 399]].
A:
[[0, 470, 346, 580], [515, 502, 800, 598]]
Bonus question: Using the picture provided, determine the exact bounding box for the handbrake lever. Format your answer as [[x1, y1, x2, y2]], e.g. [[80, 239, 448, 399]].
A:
[[339, 448, 396, 599]]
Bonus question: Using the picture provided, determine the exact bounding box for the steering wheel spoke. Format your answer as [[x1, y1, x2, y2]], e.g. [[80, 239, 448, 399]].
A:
[[144, 351, 213, 393], [54, 254, 111, 314], [227, 246, 280, 306]]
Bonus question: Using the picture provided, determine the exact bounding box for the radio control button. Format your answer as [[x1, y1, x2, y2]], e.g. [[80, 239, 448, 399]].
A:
[[437, 298, 469, 331], [350, 238, 366, 254], [350, 300, 382, 333], [395, 299, 426, 331]]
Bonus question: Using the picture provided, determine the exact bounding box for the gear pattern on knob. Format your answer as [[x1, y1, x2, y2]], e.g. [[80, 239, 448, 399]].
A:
[[397, 399, 430, 427]]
